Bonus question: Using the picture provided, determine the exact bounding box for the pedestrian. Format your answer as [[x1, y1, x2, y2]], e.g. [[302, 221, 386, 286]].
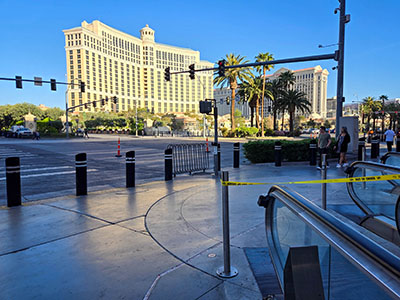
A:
[[36, 131, 40, 140], [317, 126, 331, 170], [334, 126, 351, 168], [384, 128, 395, 152], [84, 128, 89, 139]]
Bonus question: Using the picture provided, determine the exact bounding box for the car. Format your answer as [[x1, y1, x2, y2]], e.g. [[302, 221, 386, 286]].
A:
[[15, 128, 33, 138]]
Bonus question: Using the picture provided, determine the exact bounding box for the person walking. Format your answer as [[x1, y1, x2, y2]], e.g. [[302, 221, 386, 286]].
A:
[[84, 128, 89, 139], [317, 126, 331, 170], [384, 128, 395, 152], [335, 126, 351, 168]]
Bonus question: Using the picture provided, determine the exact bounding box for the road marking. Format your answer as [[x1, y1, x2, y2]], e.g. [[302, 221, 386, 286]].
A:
[[0, 166, 73, 172], [0, 169, 98, 181]]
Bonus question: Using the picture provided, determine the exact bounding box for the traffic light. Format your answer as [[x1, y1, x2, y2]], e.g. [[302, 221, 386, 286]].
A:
[[15, 76, 22, 89], [101, 99, 105, 106], [80, 81, 85, 93], [50, 79, 57, 91], [92, 101, 96, 108], [189, 64, 195, 80], [164, 67, 170, 81], [113, 96, 117, 104], [218, 60, 226, 77], [105, 96, 109, 103], [84, 103, 88, 109]]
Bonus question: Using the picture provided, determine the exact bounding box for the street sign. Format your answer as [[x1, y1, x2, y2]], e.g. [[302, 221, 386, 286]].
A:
[[34, 77, 42, 86]]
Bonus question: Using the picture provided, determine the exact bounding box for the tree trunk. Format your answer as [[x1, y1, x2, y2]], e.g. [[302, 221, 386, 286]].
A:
[[250, 107, 254, 127], [261, 68, 266, 137], [273, 110, 277, 131], [289, 111, 294, 133], [367, 115, 370, 131], [230, 87, 236, 131], [281, 110, 285, 130], [255, 96, 260, 129], [373, 117, 376, 131]]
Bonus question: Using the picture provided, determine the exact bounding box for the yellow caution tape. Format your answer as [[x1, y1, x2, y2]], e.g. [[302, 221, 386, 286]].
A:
[[221, 174, 400, 186]]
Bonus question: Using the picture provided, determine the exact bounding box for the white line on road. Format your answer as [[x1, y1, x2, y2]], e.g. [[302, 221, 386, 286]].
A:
[[0, 166, 73, 172], [0, 169, 98, 181]]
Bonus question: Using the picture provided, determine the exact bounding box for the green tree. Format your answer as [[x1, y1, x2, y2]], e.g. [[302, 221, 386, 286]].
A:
[[255, 52, 274, 136], [214, 53, 254, 130], [278, 71, 296, 129], [379, 95, 389, 130], [279, 89, 311, 134], [268, 79, 283, 130], [323, 120, 331, 128]]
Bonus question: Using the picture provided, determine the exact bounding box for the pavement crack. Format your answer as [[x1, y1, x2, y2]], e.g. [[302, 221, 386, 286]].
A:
[[0, 224, 109, 257]]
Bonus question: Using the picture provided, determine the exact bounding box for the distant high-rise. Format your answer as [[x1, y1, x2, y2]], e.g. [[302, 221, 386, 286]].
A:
[[266, 66, 329, 118], [63, 20, 214, 113]]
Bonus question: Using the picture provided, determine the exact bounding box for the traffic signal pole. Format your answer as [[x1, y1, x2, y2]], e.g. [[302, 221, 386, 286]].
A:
[[214, 100, 218, 177]]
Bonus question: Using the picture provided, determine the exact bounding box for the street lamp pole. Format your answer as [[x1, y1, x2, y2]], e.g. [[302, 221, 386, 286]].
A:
[[335, 0, 349, 138], [197, 75, 207, 138]]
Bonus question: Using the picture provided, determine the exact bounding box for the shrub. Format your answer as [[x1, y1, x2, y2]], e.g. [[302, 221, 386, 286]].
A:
[[243, 139, 338, 163], [234, 126, 259, 137], [264, 128, 274, 136]]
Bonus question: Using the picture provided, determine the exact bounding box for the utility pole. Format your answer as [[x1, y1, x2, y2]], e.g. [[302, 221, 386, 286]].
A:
[[335, 0, 350, 138]]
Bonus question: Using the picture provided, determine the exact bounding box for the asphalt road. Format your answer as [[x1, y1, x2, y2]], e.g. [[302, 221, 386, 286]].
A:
[[0, 134, 248, 205]]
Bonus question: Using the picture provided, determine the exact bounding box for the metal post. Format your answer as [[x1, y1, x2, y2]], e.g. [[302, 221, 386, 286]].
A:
[[165, 148, 173, 181], [371, 139, 379, 159], [217, 171, 238, 278], [274, 141, 282, 167], [362, 147, 366, 189], [75, 153, 87, 196], [135, 105, 138, 136], [358, 138, 365, 160], [126, 151, 135, 188], [65, 92, 69, 139], [6, 157, 21, 207], [321, 154, 327, 210], [396, 138, 400, 152], [217, 143, 221, 172], [233, 142, 240, 168], [214, 103, 219, 177], [309, 142, 317, 166], [335, 0, 347, 139]]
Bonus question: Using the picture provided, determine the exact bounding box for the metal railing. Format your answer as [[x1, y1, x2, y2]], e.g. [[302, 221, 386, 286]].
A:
[[261, 185, 400, 298], [166, 143, 209, 176]]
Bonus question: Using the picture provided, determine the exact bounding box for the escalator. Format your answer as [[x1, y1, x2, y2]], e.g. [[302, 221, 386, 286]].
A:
[[381, 151, 400, 167], [345, 161, 400, 244], [258, 185, 400, 299]]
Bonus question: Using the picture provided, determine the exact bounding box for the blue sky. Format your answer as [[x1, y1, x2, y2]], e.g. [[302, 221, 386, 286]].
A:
[[0, 0, 399, 108]]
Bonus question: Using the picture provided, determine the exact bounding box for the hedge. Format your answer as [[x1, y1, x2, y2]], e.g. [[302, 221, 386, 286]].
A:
[[243, 139, 338, 163]]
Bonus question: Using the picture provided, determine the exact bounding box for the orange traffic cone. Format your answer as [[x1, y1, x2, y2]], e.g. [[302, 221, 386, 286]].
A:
[[116, 138, 122, 157]]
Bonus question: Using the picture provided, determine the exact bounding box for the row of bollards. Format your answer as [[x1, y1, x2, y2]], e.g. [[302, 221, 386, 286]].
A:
[[4, 143, 241, 207]]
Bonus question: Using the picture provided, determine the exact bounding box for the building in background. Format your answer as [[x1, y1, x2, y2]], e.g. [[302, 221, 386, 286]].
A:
[[63, 20, 214, 114], [266, 65, 329, 118], [213, 88, 252, 118], [326, 96, 337, 119]]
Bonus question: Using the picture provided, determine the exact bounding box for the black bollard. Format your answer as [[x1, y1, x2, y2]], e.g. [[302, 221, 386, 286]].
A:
[[358, 138, 366, 160], [218, 143, 221, 171], [75, 153, 87, 196], [126, 151, 135, 188], [397, 139, 400, 152], [309, 141, 317, 166], [371, 139, 379, 159], [6, 157, 21, 207], [275, 141, 282, 167], [165, 148, 173, 181], [233, 142, 240, 168]]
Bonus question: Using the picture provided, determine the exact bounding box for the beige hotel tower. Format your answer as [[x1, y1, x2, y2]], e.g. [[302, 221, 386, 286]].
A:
[[63, 20, 214, 113]]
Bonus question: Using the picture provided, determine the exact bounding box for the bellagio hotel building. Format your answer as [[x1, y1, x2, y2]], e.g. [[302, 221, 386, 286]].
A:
[[63, 20, 214, 113]]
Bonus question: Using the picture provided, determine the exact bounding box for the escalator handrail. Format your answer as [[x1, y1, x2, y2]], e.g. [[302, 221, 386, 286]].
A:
[[266, 185, 400, 296], [346, 161, 400, 215], [381, 151, 400, 164]]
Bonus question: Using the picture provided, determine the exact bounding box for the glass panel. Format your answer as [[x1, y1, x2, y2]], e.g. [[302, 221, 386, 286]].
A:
[[351, 167, 397, 218], [272, 200, 330, 298], [385, 155, 400, 168], [270, 198, 394, 299]]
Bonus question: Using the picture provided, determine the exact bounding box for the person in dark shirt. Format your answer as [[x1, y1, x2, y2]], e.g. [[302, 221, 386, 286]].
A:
[[334, 126, 351, 168]]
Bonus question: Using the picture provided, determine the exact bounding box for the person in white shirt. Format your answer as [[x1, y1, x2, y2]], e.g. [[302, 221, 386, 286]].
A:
[[384, 128, 395, 152]]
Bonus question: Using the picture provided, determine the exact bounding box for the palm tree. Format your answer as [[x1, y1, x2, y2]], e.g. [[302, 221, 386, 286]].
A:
[[362, 96, 375, 131], [279, 89, 311, 134], [379, 95, 389, 130], [255, 52, 274, 136], [278, 70, 296, 91], [268, 79, 282, 130], [238, 80, 258, 127], [214, 54, 254, 130]]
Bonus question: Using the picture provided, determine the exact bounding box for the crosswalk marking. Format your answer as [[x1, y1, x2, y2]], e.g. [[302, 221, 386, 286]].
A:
[[0, 169, 98, 181]]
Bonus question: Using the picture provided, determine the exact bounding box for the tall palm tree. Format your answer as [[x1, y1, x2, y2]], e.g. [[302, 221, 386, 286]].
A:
[[238, 79, 258, 127], [214, 54, 254, 130], [379, 95, 389, 130], [278, 70, 296, 91], [362, 96, 375, 131], [255, 52, 274, 136], [268, 79, 282, 130], [279, 89, 311, 134]]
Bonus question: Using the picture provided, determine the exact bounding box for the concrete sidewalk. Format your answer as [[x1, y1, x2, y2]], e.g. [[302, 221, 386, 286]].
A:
[[0, 162, 351, 299]]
